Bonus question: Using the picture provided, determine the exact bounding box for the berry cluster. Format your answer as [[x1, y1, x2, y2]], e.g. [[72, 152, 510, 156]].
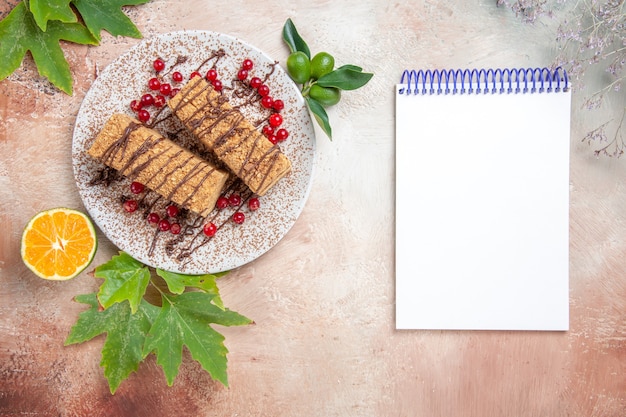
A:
[[128, 56, 290, 147], [129, 58, 184, 123], [190, 67, 223, 92], [122, 179, 262, 239], [237, 60, 289, 145], [122, 181, 183, 235], [201, 195, 258, 237], [203, 192, 260, 237]]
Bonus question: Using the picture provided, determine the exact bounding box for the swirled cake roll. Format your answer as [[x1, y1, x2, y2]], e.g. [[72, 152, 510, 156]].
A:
[[168, 77, 291, 196], [88, 113, 229, 217]]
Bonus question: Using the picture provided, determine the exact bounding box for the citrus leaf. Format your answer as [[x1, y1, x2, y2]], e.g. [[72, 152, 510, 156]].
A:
[[28, 0, 76, 31], [305, 96, 332, 139], [65, 294, 159, 394], [317, 66, 374, 90], [71, 0, 150, 41], [336, 64, 362, 72], [282, 18, 310, 59], [95, 251, 151, 313], [156, 269, 228, 310], [0, 2, 98, 94], [143, 291, 252, 386]]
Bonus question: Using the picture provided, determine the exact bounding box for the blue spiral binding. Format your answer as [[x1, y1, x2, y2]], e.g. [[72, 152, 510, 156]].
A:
[[398, 67, 569, 95]]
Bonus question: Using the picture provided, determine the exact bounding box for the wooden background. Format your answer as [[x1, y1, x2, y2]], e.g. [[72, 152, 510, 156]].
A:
[[1, 1, 625, 416]]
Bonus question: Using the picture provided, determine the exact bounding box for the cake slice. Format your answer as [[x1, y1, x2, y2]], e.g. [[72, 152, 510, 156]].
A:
[[88, 113, 229, 217], [168, 77, 291, 196]]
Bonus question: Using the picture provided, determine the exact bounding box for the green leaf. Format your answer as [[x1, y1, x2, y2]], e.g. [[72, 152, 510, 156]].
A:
[[143, 291, 252, 386], [65, 251, 252, 393], [0, 2, 98, 94], [95, 252, 151, 313], [71, 0, 150, 41], [317, 66, 374, 91], [29, 0, 77, 31], [156, 269, 228, 310], [305, 96, 332, 139], [282, 18, 310, 59], [65, 294, 159, 394], [336, 64, 362, 72]]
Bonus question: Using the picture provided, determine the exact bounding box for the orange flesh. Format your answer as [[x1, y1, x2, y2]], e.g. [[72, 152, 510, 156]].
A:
[[23, 211, 96, 279]]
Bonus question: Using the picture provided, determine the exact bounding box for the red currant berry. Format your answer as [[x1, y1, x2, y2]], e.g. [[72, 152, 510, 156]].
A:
[[257, 84, 270, 97], [242, 59, 254, 70], [170, 223, 181, 235], [262, 125, 274, 137], [248, 197, 260, 211], [250, 77, 262, 88], [172, 71, 183, 82], [159, 83, 172, 96], [158, 219, 171, 232], [261, 96, 274, 109], [137, 109, 150, 122], [272, 99, 285, 111], [166, 205, 179, 218], [190, 71, 202, 79], [269, 113, 283, 127], [228, 193, 241, 206], [276, 128, 289, 141], [123, 200, 138, 213], [237, 69, 248, 80], [130, 181, 145, 194], [216, 196, 229, 209], [232, 212, 245, 224], [153, 94, 166, 108], [212, 79, 223, 91], [268, 135, 278, 144], [206, 68, 218, 81], [130, 99, 142, 112], [170, 88, 180, 97], [140, 93, 154, 106], [147, 213, 160, 224], [203, 222, 217, 237], [148, 77, 161, 90], [153, 58, 165, 72]]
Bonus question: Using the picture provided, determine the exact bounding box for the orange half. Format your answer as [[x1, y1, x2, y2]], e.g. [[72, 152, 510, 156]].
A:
[[21, 208, 97, 280]]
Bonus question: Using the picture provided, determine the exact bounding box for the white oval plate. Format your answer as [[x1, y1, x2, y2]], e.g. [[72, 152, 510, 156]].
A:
[[72, 31, 315, 274]]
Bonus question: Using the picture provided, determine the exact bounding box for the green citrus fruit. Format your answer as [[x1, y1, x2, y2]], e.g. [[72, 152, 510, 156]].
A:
[[286, 51, 311, 84], [309, 84, 341, 107], [310, 52, 335, 79]]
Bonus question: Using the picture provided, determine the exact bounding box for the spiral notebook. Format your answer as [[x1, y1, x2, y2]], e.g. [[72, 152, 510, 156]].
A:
[[395, 67, 571, 331]]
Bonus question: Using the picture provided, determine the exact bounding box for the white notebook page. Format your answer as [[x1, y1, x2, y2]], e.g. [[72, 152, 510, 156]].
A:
[[395, 78, 571, 331]]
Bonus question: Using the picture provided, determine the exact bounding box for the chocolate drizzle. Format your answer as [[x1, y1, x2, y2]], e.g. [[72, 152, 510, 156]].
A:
[[176, 179, 253, 266], [171, 76, 286, 195], [194, 49, 226, 73], [96, 119, 226, 213], [89, 166, 121, 186]]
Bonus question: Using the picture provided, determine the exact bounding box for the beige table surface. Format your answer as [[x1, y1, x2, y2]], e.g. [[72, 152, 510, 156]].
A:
[[1, 1, 625, 416]]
